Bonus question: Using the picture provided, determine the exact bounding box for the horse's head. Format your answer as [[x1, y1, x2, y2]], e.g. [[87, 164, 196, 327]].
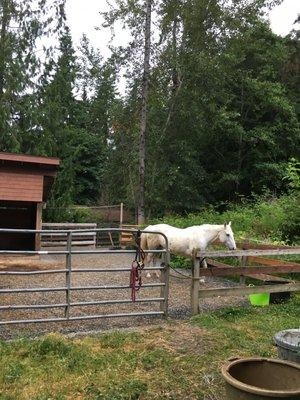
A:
[[219, 222, 236, 250]]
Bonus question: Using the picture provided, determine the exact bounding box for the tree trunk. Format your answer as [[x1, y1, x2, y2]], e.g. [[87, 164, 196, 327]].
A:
[[137, 0, 151, 225]]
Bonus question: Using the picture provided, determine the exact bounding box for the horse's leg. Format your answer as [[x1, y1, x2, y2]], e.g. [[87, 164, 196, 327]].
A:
[[201, 258, 207, 268], [155, 256, 161, 278], [145, 253, 154, 278], [152, 256, 160, 279], [146, 255, 161, 279], [148, 255, 160, 279], [198, 249, 207, 283]]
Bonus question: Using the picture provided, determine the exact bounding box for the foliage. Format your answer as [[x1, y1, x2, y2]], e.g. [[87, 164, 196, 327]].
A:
[[0, 0, 299, 221], [44, 205, 94, 224], [283, 157, 300, 192], [101, 0, 300, 215], [153, 192, 300, 245], [0, 0, 66, 152]]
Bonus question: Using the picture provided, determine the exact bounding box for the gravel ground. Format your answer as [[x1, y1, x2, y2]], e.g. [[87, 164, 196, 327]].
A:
[[0, 253, 248, 339]]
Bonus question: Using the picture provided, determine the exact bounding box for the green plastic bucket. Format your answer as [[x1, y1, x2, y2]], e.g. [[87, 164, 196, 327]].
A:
[[248, 284, 270, 306], [249, 291, 270, 306], [249, 285, 270, 307]]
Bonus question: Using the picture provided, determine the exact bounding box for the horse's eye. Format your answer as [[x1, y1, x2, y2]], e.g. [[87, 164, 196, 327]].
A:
[[226, 233, 230, 237]]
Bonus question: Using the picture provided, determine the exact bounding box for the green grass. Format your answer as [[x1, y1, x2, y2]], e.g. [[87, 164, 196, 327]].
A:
[[0, 296, 299, 400], [191, 295, 300, 357]]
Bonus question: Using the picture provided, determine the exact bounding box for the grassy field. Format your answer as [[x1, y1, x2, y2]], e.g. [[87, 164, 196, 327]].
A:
[[0, 295, 299, 400]]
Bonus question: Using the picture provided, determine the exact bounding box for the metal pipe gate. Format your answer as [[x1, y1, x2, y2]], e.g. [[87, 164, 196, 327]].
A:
[[0, 228, 170, 326]]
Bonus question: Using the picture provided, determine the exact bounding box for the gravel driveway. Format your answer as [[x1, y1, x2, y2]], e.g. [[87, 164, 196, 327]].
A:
[[0, 253, 247, 339]]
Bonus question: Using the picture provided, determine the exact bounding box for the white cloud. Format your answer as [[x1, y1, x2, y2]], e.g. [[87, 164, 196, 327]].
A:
[[65, 0, 299, 94], [269, 0, 299, 36], [66, 0, 299, 59], [65, 0, 131, 58]]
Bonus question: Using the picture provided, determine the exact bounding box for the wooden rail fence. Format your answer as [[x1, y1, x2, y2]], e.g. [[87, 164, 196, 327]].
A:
[[191, 247, 300, 314], [42, 223, 140, 248], [42, 223, 97, 248], [120, 224, 140, 247]]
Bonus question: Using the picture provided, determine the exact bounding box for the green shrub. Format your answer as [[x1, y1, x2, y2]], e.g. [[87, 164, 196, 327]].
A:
[[44, 206, 94, 223], [151, 193, 299, 244]]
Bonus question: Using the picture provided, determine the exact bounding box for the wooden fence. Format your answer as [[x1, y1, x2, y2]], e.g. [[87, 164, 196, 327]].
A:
[[42, 223, 97, 248], [191, 246, 300, 314], [119, 224, 140, 247], [42, 223, 140, 249]]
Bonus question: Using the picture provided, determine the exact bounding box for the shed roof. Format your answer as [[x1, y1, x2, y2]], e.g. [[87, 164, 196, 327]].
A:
[[0, 152, 60, 168]]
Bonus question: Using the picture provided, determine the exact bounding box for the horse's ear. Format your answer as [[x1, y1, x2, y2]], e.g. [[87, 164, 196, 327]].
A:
[[224, 222, 227, 228], [228, 221, 231, 226]]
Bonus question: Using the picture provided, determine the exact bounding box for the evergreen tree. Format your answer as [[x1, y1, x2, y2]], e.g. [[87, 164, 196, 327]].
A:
[[102, 0, 299, 216], [0, 0, 66, 152], [41, 28, 78, 218], [0, 0, 298, 221]]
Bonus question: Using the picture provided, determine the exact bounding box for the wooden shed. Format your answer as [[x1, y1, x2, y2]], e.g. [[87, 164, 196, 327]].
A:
[[0, 152, 60, 251]]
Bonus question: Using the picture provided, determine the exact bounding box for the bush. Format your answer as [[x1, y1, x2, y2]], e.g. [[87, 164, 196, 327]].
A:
[[151, 193, 299, 244], [44, 206, 94, 223]]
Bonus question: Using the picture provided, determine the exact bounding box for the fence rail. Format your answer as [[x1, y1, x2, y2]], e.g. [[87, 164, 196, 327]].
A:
[[198, 282, 300, 299], [0, 228, 170, 326], [0, 311, 165, 326], [199, 264, 300, 277], [197, 248, 300, 257]]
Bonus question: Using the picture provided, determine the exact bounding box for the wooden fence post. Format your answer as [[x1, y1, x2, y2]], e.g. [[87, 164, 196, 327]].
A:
[[240, 239, 249, 284], [120, 202, 124, 228], [35, 202, 43, 251], [239, 256, 247, 284], [119, 202, 124, 246], [191, 257, 200, 315]]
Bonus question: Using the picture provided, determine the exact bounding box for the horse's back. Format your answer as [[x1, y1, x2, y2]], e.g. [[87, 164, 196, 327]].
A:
[[144, 223, 173, 232], [141, 224, 168, 249]]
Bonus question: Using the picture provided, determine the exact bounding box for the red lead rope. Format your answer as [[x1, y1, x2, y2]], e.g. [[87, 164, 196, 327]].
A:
[[130, 230, 145, 302], [130, 261, 143, 302]]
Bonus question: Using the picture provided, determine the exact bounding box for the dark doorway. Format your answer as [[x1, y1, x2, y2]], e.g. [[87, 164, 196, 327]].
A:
[[0, 201, 36, 250]]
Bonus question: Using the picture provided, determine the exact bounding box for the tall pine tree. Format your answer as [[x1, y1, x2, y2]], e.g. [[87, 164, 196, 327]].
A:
[[0, 0, 66, 152]]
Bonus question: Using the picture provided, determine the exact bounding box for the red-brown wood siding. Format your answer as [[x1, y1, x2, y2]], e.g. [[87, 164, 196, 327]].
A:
[[0, 171, 43, 202]]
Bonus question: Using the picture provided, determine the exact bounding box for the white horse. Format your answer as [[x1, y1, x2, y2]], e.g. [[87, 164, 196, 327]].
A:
[[141, 222, 236, 277]]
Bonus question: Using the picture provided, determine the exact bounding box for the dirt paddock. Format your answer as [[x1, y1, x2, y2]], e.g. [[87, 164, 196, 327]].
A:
[[0, 253, 247, 339]]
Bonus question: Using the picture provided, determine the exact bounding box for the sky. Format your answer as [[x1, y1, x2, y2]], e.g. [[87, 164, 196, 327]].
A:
[[65, 0, 300, 60]]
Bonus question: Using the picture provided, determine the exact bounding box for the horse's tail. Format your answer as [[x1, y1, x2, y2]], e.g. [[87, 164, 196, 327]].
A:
[[140, 229, 152, 266], [140, 231, 148, 253]]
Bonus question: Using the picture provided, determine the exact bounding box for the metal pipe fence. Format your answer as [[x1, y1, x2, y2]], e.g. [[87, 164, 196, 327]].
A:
[[0, 228, 170, 326]]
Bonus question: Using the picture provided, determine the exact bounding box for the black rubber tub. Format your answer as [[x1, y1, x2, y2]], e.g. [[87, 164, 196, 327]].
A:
[[221, 357, 300, 399], [265, 280, 291, 304], [274, 329, 300, 364]]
